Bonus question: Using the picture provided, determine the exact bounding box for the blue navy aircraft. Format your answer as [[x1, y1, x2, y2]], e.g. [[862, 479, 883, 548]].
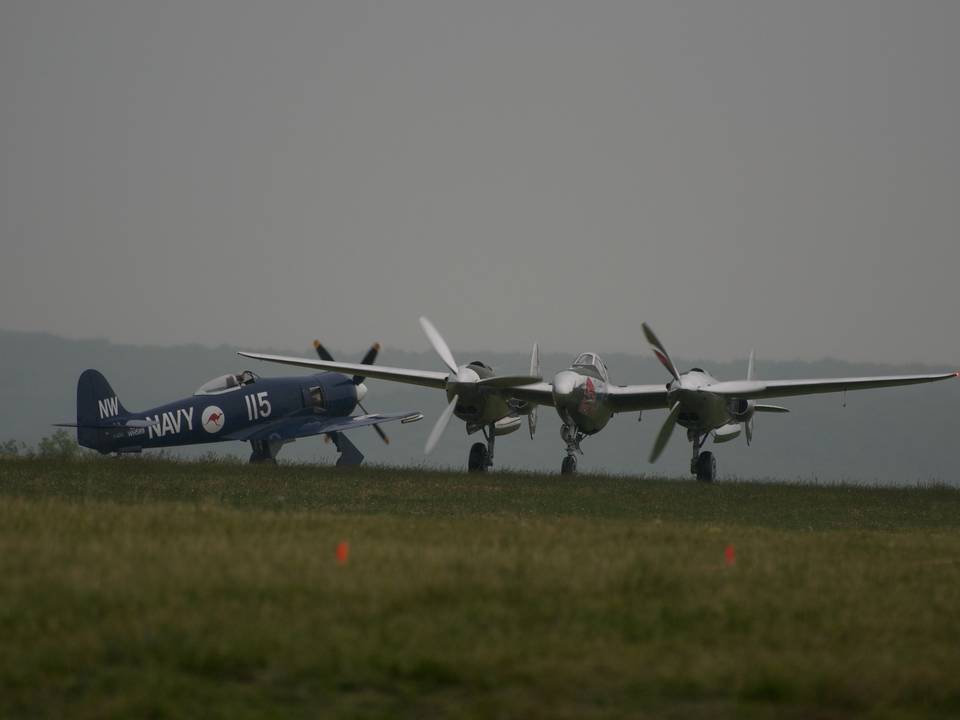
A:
[[57, 343, 423, 464]]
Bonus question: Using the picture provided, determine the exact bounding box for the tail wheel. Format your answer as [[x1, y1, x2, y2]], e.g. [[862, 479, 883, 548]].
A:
[[468, 442, 488, 472], [695, 451, 716, 482], [561, 455, 577, 475]]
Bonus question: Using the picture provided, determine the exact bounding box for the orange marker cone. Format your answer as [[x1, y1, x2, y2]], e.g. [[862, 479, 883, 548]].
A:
[[336, 541, 350, 565], [724, 544, 736, 567]]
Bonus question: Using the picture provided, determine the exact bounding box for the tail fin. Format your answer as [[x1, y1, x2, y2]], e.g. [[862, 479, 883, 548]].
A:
[[76, 369, 129, 450]]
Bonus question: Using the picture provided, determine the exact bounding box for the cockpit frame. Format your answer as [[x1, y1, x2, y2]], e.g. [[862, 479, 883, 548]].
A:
[[194, 370, 259, 396], [571, 352, 609, 382]]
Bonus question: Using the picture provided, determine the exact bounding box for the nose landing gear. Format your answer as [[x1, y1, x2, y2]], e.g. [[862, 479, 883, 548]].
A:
[[560, 423, 585, 475], [688, 431, 716, 482], [468, 424, 496, 472]]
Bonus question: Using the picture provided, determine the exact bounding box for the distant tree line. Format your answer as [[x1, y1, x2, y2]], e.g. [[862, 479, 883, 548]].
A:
[[1, 429, 88, 460]]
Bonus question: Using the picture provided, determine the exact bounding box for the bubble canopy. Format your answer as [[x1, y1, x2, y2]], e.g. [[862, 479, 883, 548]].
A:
[[194, 370, 258, 396], [572, 353, 608, 381]]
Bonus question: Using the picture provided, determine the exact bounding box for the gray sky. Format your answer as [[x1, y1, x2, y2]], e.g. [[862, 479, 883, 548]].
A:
[[2, 1, 958, 366]]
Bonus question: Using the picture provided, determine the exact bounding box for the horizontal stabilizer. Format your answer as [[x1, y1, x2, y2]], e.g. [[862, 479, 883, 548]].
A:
[[54, 419, 153, 430]]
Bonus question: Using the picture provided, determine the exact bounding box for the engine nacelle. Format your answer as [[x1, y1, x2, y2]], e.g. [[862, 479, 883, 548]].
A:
[[712, 423, 742, 444], [493, 416, 523, 436], [727, 397, 755, 422]]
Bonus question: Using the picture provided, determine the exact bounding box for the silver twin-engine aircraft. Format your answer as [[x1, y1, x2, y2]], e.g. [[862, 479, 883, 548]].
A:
[[240, 319, 957, 480]]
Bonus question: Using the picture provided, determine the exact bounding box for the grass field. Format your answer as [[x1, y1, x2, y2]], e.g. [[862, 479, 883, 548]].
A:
[[2, 458, 960, 719]]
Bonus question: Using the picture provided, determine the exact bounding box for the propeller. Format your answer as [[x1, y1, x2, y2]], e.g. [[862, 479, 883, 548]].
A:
[[642, 322, 681, 382], [528, 342, 540, 439], [419, 317, 464, 453], [420, 317, 458, 374], [425, 396, 458, 454], [642, 323, 686, 462], [418, 316, 541, 454], [313, 340, 389, 444], [649, 401, 681, 462]]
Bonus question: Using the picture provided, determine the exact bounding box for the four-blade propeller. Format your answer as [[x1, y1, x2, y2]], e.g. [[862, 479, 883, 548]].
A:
[[314, 340, 390, 444]]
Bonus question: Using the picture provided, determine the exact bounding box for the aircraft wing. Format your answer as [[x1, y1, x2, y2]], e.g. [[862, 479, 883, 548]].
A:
[[237, 352, 448, 389], [225, 410, 424, 443], [606, 384, 673, 412], [704, 371, 958, 400], [500, 382, 557, 407]]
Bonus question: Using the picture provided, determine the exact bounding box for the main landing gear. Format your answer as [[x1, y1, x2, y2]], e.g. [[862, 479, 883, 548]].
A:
[[249, 439, 281, 465], [688, 430, 716, 482], [468, 423, 496, 472], [560, 423, 585, 475]]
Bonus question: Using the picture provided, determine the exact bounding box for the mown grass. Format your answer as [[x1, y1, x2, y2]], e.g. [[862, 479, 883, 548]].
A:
[[1, 458, 959, 719]]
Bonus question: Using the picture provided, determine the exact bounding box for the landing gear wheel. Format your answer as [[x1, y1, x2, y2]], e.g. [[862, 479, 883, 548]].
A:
[[695, 451, 716, 482], [468, 442, 488, 472], [561, 455, 577, 475]]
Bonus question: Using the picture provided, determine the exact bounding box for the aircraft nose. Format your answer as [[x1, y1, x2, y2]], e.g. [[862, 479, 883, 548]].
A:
[[356, 382, 368, 403], [552, 370, 579, 408]]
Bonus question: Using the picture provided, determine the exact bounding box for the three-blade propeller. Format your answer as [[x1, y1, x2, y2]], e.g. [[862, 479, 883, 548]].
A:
[[314, 340, 389, 444], [419, 317, 542, 454], [642, 323, 684, 462], [643, 324, 784, 461]]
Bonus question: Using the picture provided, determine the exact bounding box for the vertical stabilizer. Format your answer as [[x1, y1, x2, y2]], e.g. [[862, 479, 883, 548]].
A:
[[76, 369, 129, 450]]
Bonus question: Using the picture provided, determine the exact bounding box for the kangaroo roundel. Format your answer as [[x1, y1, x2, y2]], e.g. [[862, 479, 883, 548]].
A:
[[202, 406, 226, 434]]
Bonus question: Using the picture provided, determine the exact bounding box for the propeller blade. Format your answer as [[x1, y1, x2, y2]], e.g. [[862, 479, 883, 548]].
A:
[[425, 395, 459, 454], [313, 340, 335, 362], [357, 400, 389, 444], [649, 401, 681, 463], [642, 323, 681, 382], [419, 316, 458, 374], [353, 342, 381, 385], [747, 349, 755, 382], [360, 342, 380, 367]]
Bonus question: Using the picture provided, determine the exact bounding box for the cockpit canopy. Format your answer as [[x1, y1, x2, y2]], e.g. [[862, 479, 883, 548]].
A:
[[194, 370, 258, 396], [572, 352, 609, 381]]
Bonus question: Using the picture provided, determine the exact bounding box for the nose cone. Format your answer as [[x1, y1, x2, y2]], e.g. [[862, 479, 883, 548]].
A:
[[356, 382, 368, 404], [552, 370, 579, 408]]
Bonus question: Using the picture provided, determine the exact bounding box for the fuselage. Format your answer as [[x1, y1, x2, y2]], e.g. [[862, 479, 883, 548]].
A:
[[84, 371, 361, 453], [552, 353, 614, 435]]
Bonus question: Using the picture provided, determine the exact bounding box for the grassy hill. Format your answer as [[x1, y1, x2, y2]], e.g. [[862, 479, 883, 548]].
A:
[[2, 457, 959, 718]]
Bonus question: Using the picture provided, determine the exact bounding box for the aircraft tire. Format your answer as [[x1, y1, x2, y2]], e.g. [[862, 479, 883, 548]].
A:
[[468, 442, 488, 472], [695, 452, 716, 482], [561, 455, 577, 475]]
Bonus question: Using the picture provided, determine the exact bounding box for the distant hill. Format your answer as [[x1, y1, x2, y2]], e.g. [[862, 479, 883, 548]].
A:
[[2, 329, 957, 485]]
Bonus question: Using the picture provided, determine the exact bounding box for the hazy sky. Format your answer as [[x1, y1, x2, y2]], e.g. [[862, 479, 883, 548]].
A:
[[2, 1, 958, 365]]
